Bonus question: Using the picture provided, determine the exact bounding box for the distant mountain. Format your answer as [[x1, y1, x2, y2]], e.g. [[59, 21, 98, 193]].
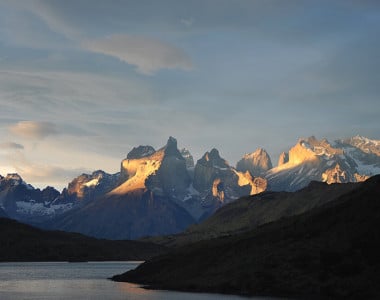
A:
[[0, 174, 65, 223], [1, 135, 379, 239], [41, 137, 267, 239], [0, 217, 166, 262], [236, 148, 272, 176], [45, 137, 197, 239], [112, 175, 380, 299], [192, 148, 267, 219], [266, 136, 380, 191]]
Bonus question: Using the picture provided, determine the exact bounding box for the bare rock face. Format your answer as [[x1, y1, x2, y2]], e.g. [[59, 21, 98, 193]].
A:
[[194, 149, 267, 208], [64, 170, 119, 201], [127, 145, 156, 159], [180, 148, 195, 168], [193, 148, 229, 192], [236, 148, 272, 177], [145, 137, 191, 199], [277, 152, 289, 166], [322, 163, 350, 184]]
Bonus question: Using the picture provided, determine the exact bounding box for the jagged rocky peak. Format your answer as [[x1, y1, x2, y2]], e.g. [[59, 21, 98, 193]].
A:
[[145, 137, 191, 198], [4, 173, 23, 185], [193, 148, 229, 193], [65, 170, 118, 200], [278, 152, 289, 166], [163, 136, 183, 158], [236, 148, 272, 176], [287, 136, 342, 166], [198, 148, 230, 168], [127, 145, 156, 159], [112, 136, 190, 197], [180, 148, 194, 168], [0, 173, 33, 190], [338, 135, 380, 156]]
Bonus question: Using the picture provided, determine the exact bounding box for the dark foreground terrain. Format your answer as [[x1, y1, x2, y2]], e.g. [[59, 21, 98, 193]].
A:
[[0, 217, 166, 261], [113, 175, 380, 299]]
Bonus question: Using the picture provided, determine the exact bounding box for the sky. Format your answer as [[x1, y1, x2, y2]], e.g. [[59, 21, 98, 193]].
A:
[[0, 0, 379, 190]]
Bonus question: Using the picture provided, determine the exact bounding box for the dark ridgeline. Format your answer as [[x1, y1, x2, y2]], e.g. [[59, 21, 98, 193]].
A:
[[112, 175, 380, 299], [0, 217, 166, 262]]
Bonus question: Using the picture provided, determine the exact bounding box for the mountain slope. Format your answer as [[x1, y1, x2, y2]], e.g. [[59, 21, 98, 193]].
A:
[[49, 190, 195, 240], [150, 180, 357, 247], [0, 217, 166, 261], [113, 175, 380, 299]]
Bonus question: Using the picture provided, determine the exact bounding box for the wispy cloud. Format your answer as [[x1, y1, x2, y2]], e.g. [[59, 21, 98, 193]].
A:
[[82, 34, 193, 75], [9, 121, 58, 139], [181, 18, 194, 27], [0, 142, 24, 150], [5, 150, 90, 189]]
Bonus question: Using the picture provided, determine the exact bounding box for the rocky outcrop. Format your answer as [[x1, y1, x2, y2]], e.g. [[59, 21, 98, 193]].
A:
[[277, 151, 289, 166], [63, 170, 119, 201], [145, 137, 191, 199], [321, 163, 351, 184], [236, 148, 272, 176], [127, 145, 156, 159], [193, 149, 266, 209], [180, 148, 194, 168]]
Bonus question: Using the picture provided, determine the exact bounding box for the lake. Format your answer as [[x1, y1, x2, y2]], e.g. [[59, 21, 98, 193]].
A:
[[0, 261, 279, 299]]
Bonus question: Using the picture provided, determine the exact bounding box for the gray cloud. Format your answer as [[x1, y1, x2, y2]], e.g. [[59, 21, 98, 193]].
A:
[[0, 142, 24, 150], [82, 34, 193, 75], [9, 121, 58, 139]]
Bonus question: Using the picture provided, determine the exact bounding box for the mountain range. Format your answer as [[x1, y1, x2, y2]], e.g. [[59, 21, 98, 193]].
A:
[[1, 135, 379, 239]]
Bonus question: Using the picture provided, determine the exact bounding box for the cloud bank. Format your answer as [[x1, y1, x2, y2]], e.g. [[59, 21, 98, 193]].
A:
[[0, 142, 24, 150], [9, 121, 59, 139], [83, 34, 193, 75]]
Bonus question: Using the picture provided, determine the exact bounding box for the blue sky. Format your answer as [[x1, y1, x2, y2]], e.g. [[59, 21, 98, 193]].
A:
[[0, 0, 379, 190]]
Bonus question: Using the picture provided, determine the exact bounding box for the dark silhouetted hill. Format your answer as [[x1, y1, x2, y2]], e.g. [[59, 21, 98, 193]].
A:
[[113, 175, 380, 299]]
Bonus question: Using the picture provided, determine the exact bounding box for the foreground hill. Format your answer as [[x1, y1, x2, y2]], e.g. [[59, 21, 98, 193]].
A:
[[0, 217, 166, 261], [113, 175, 380, 299], [145, 180, 357, 247]]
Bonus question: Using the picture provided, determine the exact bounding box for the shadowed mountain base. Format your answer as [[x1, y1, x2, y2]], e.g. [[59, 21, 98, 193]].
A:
[[112, 175, 380, 299], [0, 218, 166, 261]]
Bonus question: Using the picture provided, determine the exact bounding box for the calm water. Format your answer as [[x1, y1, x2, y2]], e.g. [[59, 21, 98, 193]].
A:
[[0, 261, 279, 300]]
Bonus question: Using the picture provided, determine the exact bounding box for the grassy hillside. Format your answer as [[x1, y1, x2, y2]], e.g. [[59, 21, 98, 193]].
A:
[[113, 175, 380, 299]]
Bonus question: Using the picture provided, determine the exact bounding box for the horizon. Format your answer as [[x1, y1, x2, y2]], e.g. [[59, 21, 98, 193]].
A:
[[1, 1, 379, 190]]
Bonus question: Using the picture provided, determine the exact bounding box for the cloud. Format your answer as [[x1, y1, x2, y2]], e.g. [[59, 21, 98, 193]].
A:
[[181, 18, 194, 27], [0, 142, 24, 150], [9, 121, 59, 139], [5, 151, 91, 190], [82, 34, 193, 75]]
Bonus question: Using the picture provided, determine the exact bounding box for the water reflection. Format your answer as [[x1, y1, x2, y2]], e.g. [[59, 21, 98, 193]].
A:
[[0, 262, 280, 300]]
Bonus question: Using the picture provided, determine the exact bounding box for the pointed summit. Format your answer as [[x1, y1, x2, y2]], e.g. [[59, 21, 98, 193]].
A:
[[127, 145, 155, 159], [236, 148, 272, 176], [164, 136, 182, 158]]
